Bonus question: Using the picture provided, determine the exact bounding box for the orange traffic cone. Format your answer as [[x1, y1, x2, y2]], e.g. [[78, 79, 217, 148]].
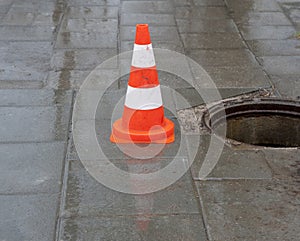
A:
[[110, 24, 175, 143]]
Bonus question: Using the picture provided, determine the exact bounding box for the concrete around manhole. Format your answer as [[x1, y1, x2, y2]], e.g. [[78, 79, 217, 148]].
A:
[[204, 98, 300, 148]]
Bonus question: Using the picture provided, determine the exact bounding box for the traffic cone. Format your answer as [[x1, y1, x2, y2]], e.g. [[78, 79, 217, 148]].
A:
[[110, 24, 175, 143]]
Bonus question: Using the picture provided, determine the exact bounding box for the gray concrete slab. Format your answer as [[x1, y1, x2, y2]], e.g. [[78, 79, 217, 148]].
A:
[[175, 6, 229, 19], [0, 26, 53, 41], [269, 75, 300, 98], [0, 89, 72, 106], [186, 49, 259, 68], [67, 6, 119, 19], [247, 39, 300, 56], [186, 135, 273, 180], [0, 193, 59, 241], [120, 13, 176, 26], [51, 48, 117, 71], [196, 179, 300, 240], [226, 0, 281, 12], [0, 105, 71, 142], [259, 56, 300, 75], [59, 214, 207, 241], [240, 25, 296, 40], [0, 142, 65, 194], [233, 12, 292, 26], [63, 159, 199, 217], [181, 33, 246, 49], [176, 19, 238, 33], [122, 1, 174, 13]]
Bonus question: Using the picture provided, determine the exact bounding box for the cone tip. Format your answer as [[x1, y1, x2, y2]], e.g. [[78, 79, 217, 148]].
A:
[[135, 23, 151, 45]]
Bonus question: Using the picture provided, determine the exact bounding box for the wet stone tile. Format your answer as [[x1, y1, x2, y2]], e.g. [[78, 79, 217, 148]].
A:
[[0, 194, 59, 241], [187, 135, 273, 180], [55, 31, 118, 49], [226, 0, 281, 13], [262, 148, 300, 181], [0, 105, 71, 142], [67, 6, 118, 19], [63, 18, 118, 33], [121, 13, 176, 26], [196, 180, 300, 240], [186, 49, 259, 68], [0, 41, 52, 81], [0, 89, 72, 106], [181, 33, 246, 49], [240, 25, 295, 40], [60, 214, 207, 241], [193, 0, 225, 6], [63, 159, 198, 217], [247, 39, 300, 56], [120, 26, 180, 42], [1, 11, 35, 25], [175, 6, 229, 19], [51, 49, 117, 71], [176, 19, 238, 33], [259, 56, 300, 75], [0, 26, 53, 41], [0, 80, 44, 89], [122, 1, 174, 13], [233, 12, 292, 26], [68, 0, 120, 6], [269, 75, 300, 99], [0, 142, 65, 194], [204, 66, 269, 88]]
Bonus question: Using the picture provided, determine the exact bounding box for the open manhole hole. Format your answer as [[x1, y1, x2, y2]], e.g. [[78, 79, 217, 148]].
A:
[[204, 98, 300, 148]]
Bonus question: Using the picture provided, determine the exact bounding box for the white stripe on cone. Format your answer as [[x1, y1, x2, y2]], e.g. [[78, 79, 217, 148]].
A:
[[125, 85, 163, 110], [132, 44, 155, 68]]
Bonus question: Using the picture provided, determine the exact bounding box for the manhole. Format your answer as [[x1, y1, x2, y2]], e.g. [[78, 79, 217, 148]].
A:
[[204, 98, 300, 148]]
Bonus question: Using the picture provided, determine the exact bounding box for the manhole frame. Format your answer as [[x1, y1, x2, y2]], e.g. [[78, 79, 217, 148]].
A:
[[203, 98, 300, 149]]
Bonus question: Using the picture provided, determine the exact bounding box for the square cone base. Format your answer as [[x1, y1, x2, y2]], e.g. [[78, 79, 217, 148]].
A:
[[110, 118, 175, 144]]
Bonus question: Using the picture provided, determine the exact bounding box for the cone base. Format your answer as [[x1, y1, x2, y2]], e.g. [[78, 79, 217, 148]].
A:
[[110, 118, 175, 144]]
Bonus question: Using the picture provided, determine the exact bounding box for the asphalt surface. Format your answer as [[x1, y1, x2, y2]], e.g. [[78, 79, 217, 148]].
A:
[[0, 0, 299, 240]]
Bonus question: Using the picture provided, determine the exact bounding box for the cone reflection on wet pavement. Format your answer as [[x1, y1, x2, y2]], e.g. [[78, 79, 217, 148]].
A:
[[110, 24, 175, 143]]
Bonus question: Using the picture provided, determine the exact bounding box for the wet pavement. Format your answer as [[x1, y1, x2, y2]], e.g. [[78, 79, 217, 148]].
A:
[[0, 0, 299, 240]]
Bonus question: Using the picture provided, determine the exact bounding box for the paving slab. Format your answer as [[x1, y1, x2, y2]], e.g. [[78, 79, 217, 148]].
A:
[[0, 193, 59, 241], [247, 39, 300, 56], [186, 135, 273, 180], [51, 48, 117, 71], [240, 25, 296, 40], [181, 33, 246, 49], [0, 105, 71, 142], [121, 1, 174, 13], [259, 56, 300, 75], [0, 41, 52, 82], [63, 18, 118, 32], [0, 142, 65, 194], [269, 75, 300, 98], [226, 0, 281, 12], [0, 25, 53, 41], [186, 49, 259, 68], [63, 159, 198, 217], [55, 30, 118, 49], [68, 0, 120, 6], [233, 12, 292, 26], [67, 6, 119, 19], [175, 6, 229, 19], [196, 179, 300, 240], [120, 13, 176, 26], [0, 89, 72, 106], [176, 19, 238, 33], [59, 214, 207, 241]]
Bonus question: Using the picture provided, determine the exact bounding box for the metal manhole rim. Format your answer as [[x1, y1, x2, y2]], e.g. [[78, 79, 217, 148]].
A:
[[202, 97, 300, 149]]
